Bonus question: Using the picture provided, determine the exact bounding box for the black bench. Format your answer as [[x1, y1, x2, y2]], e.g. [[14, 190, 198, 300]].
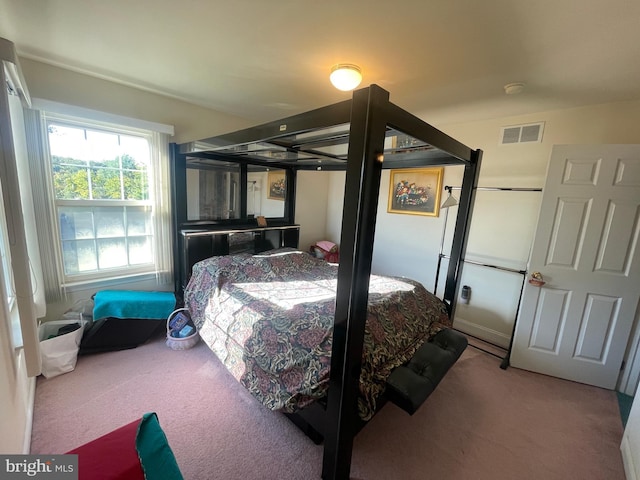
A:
[[284, 328, 468, 443], [385, 328, 468, 415]]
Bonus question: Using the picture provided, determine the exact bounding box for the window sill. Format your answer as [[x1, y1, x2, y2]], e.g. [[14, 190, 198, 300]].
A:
[[61, 271, 167, 294]]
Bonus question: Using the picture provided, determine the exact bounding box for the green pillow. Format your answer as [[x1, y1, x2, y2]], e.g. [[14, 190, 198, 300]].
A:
[[136, 412, 184, 480]]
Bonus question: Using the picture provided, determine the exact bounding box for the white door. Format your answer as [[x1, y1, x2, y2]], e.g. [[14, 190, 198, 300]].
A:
[[511, 144, 640, 389]]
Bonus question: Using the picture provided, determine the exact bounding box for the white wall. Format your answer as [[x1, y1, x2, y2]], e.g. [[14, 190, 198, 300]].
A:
[[325, 172, 347, 245], [0, 342, 34, 453], [20, 59, 251, 144], [322, 99, 640, 349], [295, 171, 331, 250]]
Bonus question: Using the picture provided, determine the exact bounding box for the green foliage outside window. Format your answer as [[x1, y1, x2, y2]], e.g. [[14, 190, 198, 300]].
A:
[[52, 154, 149, 200]]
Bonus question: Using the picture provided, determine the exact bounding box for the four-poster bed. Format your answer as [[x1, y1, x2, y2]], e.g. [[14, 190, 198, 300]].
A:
[[170, 84, 482, 480]]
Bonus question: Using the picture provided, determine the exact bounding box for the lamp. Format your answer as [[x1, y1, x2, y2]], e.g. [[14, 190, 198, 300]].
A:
[[441, 185, 458, 209], [330, 64, 362, 91]]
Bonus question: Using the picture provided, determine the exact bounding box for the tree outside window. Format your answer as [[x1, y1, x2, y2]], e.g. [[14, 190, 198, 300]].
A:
[[47, 121, 155, 280]]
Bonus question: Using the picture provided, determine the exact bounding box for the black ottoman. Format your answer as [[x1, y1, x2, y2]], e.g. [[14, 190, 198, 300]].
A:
[[385, 328, 468, 415]]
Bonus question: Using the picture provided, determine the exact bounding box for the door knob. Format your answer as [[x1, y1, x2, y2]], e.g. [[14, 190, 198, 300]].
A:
[[528, 272, 546, 287]]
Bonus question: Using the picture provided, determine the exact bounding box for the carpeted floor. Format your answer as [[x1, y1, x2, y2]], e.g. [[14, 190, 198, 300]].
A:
[[30, 330, 626, 479]]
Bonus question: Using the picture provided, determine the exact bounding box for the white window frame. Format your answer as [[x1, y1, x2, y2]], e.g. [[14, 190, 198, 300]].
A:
[[43, 114, 161, 287]]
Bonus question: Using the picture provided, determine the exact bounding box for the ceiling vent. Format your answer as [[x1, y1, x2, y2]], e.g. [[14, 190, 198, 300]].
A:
[[499, 122, 545, 145]]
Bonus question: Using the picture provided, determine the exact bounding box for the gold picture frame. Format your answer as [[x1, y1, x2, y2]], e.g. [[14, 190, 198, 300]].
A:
[[387, 167, 444, 217], [267, 171, 286, 200]]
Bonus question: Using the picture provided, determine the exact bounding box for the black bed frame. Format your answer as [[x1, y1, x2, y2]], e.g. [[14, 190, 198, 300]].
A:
[[171, 84, 482, 480]]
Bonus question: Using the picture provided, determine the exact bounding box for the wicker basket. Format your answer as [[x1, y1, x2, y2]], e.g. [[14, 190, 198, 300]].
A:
[[165, 308, 200, 350]]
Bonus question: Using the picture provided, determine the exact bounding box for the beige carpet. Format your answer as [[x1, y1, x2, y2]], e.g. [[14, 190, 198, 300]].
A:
[[30, 330, 626, 479]]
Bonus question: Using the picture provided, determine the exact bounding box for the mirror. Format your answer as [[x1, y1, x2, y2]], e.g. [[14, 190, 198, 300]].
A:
[[185, 159, 286, 221], [186, 159, 241, 221], [247, 167, 285, 218]]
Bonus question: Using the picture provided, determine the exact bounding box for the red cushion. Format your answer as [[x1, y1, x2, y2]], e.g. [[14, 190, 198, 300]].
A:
[[68, 419, 144, 480]]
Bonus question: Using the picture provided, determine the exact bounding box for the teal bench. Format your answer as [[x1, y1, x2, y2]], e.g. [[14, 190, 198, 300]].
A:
[[80, 290, 176, 354]]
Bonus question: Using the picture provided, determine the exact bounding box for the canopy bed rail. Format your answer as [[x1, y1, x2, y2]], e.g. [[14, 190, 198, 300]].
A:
[[172, 84, 482, 480]]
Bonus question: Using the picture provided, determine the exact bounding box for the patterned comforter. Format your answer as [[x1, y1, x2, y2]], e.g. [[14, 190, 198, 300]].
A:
[[185, 248, 450, 420]]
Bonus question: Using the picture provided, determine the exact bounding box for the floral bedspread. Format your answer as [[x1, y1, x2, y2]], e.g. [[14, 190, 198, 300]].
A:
[[184, 248, 450, 420]]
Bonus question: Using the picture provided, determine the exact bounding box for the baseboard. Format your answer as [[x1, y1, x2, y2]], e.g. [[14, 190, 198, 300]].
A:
[[452, 317, 511, 350], [621, 434, 638, 480]]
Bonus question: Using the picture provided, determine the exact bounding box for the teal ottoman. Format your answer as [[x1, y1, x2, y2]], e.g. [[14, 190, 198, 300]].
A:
[[80, 290, 176, 354]]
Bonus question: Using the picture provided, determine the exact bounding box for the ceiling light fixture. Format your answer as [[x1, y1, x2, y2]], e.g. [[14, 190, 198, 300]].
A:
[[504, 82, 525, 95], [330, 64, 362, 91]]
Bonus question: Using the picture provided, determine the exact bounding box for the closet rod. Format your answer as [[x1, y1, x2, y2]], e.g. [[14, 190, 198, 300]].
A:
[[440, 254, 528, 370], [439, 255, 526, 276], [446, 186, 542, 192]]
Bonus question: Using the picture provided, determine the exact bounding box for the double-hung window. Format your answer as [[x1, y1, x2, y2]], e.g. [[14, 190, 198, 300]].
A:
[[43, 115, 163, 286]]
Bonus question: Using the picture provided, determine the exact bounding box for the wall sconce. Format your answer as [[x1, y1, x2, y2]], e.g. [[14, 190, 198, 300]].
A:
[[330, 64, 362, 91]]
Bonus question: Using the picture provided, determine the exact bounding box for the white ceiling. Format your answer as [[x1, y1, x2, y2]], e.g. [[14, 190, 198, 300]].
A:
[[1, 0, 639, 126]]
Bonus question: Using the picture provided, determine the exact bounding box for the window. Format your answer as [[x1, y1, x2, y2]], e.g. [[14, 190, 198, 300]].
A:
[[43, 115, 166, 285]]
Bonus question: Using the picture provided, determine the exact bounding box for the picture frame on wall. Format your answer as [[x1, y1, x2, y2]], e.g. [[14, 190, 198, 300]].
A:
[[387, 167, 444, 217], [267, 171, 286, 200]]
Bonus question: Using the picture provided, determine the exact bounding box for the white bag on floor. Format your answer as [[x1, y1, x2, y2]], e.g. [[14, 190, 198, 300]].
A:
[[38, 317, 86, 379]]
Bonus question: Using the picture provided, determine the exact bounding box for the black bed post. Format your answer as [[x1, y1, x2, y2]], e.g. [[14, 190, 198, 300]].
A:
[[322, 85, 389, 480], [170, 143, 187, 298], [284, 167, 297, 224], [443, 148, 482, 319]]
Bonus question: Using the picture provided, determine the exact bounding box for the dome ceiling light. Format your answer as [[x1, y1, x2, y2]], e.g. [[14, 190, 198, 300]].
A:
[[330, 64, 362, 91], [504, 82, 526, 95]]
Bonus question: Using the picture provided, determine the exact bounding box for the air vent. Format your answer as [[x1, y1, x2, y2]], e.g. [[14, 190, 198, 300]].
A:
[[499, 122, 544, 145]]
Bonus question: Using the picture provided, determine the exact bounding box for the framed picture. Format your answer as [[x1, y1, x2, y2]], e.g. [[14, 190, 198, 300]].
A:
[[387, 167, 444, 217], [267, 171, 286, 200]]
